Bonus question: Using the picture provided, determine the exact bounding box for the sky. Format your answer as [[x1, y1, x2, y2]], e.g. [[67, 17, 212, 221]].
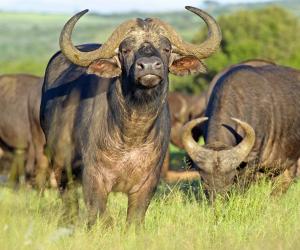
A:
[[0, 0, 274, 13]]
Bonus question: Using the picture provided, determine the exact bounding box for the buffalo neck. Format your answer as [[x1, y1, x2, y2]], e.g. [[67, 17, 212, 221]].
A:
[[107, 78, 168, 145]]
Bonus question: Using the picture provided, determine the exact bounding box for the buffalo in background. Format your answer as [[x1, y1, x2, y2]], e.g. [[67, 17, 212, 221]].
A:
[[0, 74, 48, 187], [168, 91, 207, 148]]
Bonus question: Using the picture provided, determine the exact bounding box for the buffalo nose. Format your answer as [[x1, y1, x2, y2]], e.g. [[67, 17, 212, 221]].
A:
[[136, 57, 162, 71]]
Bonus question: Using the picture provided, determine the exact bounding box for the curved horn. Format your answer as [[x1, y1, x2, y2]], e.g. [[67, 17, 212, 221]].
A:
[[182, 117, 255, 173], [181, 117, 214, 167], [59, 10, 138, 66], [150, 6, 222, 59], [219, 118, 255, 172]]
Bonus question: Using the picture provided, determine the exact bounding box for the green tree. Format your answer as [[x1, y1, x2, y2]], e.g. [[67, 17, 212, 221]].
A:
[[200, 6, 300, 77]]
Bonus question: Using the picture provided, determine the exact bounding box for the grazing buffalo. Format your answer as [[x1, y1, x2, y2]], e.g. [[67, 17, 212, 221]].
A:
[[40, 6, 221, 226], [182, 63, 300, 200], [162, 59, 274, 183], [0, 74, 48, 187]]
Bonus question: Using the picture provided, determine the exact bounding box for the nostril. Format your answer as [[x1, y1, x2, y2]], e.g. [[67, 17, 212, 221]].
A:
[[137, 63, 144, 70], [154, 61, 162, 69]]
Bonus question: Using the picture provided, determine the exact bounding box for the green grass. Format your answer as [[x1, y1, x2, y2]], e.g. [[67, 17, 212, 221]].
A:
[[0, 180, 299, 250]]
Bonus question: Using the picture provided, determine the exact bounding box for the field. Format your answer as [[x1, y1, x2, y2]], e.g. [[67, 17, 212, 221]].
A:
[[1, 180, 300, 250], [1, 2, 300, 250]]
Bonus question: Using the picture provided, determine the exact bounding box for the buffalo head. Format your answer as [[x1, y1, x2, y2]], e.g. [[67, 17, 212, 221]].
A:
[[59, 6, 221, 95], [181, 117, 256, 199]]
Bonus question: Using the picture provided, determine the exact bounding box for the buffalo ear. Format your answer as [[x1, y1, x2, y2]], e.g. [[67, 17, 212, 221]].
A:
[[169, 55, 207, 76], [87, 57, 121, 78]]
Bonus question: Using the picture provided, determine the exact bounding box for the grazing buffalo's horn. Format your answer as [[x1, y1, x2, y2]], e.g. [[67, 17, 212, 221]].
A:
[[150, 6, 222, 59], [59, 10, 138, 66], [182, 117, 255, 173], [181, 117, 214, 173], [218, 118, 255, 172]]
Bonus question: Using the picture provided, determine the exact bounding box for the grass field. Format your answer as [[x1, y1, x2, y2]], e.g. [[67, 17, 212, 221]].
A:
[[0, 179, 299, 250]]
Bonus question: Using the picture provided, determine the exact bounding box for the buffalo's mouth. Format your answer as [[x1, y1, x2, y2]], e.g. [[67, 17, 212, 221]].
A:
[[137, 74, 162, 88]]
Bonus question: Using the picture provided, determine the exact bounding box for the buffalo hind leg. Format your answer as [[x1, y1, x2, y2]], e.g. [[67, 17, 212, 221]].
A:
[[83, 168, 112, 228]]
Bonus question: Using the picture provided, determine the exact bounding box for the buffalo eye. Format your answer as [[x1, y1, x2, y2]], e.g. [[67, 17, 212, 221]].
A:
[[163, 48, 171, 53], [122, 48, 131, 55]]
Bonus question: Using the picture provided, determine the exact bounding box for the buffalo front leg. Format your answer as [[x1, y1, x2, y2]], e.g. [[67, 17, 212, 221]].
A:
[[126, 174, 159, 228], [83, 168, 111, 228], [51, 158, 78, 224]]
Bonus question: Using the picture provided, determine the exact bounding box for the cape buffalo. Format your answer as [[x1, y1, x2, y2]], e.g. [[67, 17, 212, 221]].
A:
[[162, 59, 274, 183], [40, 6, 221, 226], [182, 64, 300, 200], [0, 74, 48, 187]]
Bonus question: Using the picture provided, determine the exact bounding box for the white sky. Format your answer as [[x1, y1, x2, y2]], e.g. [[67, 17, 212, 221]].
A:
[[0, 0, 275, 13]]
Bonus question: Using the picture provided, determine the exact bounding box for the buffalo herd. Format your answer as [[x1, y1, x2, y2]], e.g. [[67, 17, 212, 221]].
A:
[[1, 6, 300, 227]]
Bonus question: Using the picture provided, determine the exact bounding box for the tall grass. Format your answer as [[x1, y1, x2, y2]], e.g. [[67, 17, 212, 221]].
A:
[[0, 180, 299, 250]]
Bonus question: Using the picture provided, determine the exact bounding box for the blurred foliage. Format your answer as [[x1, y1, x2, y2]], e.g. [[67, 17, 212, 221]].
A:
[[171, 6, 300, 93]]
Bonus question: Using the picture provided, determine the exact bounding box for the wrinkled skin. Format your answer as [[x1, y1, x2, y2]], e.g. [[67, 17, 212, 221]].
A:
[[0, 74, 48, 187], [182, 64, 300, 199]]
